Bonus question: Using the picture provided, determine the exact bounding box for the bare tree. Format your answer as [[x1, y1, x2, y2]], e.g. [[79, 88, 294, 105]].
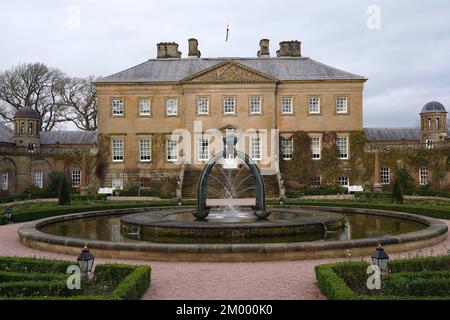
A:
[[0, 63, 67, 131], [62, 76, 98, 131]]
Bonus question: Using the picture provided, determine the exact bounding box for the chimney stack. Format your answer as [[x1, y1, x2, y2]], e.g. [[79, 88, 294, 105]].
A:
[[257, 39, 270, 57], [156, 42, 182, 59], [276, 40, 302, 57], [188, 38, 201, 58]]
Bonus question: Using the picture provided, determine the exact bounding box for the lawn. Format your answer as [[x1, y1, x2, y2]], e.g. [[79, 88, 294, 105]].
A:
[[315, 255, 450, 300], [1, 198, 449, 225], [0, 256, 151, 300]]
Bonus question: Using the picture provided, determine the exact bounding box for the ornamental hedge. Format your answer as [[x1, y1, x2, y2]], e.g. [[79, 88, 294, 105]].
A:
[[0, 256, 151, 300], [315, 255, 450, 300]]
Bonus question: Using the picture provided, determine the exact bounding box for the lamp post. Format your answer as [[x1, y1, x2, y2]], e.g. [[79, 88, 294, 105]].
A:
[[3, 207, 12, 222], [177, 198, 183, 206], [371, 244, 389, 273], [77, 245, 95, 276], [279, 197, 285, 206]]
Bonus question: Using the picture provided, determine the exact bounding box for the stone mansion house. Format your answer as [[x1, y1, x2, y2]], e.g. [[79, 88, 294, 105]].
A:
[[1, 39, 449, 197]]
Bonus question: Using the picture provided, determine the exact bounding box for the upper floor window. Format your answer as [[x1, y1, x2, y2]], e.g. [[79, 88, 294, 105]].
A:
[[282, 138, 294, 160], [419, 167, 429, 185], [139, 139, 152, 162], [336, 96, 348, 114], [311, 137, 321, 160], [250, 97, 262, 114], [198, 138, 209, 161], [380, 167, 390, 185], [72, 170, 81, 188], [33, 170, 43, 189], [112, 99, 124, 116], [0, 172, 8, 191], [336, 137, 349, 160], [309, 97, 320, 114], [224, 97, 236, 114], [197, 97, 209, 115], [166, 139, 178, 162], [166, 98, 178, 116], [139, 99, 151, 116], [281, 97, 293, 114], [112, 139, 124, 162], [250, 137, 262, 160]]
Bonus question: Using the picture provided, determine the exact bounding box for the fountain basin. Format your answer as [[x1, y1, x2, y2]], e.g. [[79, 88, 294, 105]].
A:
[[120, 208, 345, 243], [18, 206, 448, 262]]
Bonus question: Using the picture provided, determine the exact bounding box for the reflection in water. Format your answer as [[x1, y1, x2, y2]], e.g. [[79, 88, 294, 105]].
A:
[[40, 212, 426, 245]]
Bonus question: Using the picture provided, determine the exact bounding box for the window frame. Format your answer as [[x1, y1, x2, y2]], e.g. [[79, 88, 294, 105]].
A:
[[71, 170, 81, 188], [281, 96, 294, 115], [197, 97, 210, 115], [336, 96, 349, 114], [139, 138, 152, 162], [336, 136, 349, 160], [165, 97, 179, 116], [112, 178, 124, 190], [337, 176, 349, 187], [250, 137, 262, 161], [138, 99, 152, 117], [311, 136, 321, 160], [112, 138, 124, 162], [197, 138, 210, 161], [166, 138, 179, 162], [308, 96, 321, 114], [281, 138, 294, 160], [249, 96, 262, 115], [380, 167, 390, 185], [0, 171, 8, 191], [111, 98, 124, 117], [33, 170, 43, 189], [419, 167, 429, 186], [223, 96, 236, 115]]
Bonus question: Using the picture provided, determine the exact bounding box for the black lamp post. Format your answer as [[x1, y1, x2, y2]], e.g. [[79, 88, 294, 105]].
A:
[[3, 207, 12, 222], [177, 198, 183, 206], [77, 245, 95, 276], [371, 244, 389, 273], [279, 197, 285, 206]]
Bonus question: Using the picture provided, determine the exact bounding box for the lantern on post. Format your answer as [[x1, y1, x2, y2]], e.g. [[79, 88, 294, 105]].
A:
[[177, 198, 183, 206], [77, 245, 95, 276], [3, 207, 13, 221], [371, 244, 389, 273], [279, 197, 285, 206]]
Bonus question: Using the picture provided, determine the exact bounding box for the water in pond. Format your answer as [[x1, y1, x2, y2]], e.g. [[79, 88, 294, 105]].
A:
[[40, 212, 426, 244]]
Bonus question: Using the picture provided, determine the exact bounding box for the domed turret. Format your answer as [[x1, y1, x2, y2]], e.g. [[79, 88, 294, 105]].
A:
[[13, 107, 41, 149], [420, 101, 448, 143]]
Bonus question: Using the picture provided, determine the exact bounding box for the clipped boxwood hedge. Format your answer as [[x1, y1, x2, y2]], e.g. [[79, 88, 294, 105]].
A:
[[0, 257, 151, 300], [315, 255, 450, 300]]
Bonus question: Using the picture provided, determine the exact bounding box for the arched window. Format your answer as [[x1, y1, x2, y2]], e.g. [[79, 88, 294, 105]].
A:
[[436, 117, 440, 130], [28, 122, 33, 135], [20, 122, 25, 135], [428, 118, 432, 130]]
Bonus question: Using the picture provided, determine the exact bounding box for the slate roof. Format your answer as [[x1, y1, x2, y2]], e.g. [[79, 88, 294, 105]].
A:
[[421, 101, 447, 113], [95, 57, 367, 83], [0, 123, 13, 144], [40, 131, 97, 145], [364, 128, 422, 141]]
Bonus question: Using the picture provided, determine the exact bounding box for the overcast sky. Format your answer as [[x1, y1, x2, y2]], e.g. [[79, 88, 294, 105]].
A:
[[1, 0, 449, 128]]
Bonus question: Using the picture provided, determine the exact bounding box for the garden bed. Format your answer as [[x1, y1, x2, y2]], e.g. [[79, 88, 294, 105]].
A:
[[315, 255, 450, 300], [0, 256, 151, 300]]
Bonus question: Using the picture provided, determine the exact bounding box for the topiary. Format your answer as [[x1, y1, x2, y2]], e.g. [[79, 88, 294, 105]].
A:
[[58, 176, 71, 206], [392, 179, 404, 204]]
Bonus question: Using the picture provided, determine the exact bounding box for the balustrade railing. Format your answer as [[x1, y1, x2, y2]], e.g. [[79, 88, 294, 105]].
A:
[[365, 141, 450, 153], [0, 144, 90, 156]]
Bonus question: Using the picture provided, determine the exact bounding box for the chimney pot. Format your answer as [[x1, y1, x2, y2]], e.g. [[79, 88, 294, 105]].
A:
[[157, 42, 182, 59], [257, 39, 270, 57], [188, 38, 201, 58], [276, 40, 302, 57]]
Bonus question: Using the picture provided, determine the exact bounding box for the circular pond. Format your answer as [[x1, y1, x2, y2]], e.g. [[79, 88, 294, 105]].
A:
[[19, 206, 448, 261]]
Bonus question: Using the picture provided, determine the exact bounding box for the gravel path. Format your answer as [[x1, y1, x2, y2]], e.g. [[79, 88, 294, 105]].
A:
[[0, 221, 448, 300]]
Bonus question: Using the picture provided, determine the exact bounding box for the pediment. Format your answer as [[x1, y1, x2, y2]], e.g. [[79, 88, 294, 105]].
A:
[[182, 60, 278, 84]]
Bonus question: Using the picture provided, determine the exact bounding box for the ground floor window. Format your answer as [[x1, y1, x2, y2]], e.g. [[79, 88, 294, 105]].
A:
[[380, 167, 390, 185], [282, 138, 294, 160], [0, 171, 8, 190], [336, 137, 348, 159], [166, 139, 178, 162], [71, 170, 81, 188], [250, 137, 262, 160], [33, 170, 43, 188], [419, 167, 429, 185], [312, 176, 321, 188], [338, 176, 349, 187], [112, 178, 124, 190], [198, 138, 209, 161], [311, 137, 321, 160], [139, 139, 152, 162], [112, 139, 124, 162]]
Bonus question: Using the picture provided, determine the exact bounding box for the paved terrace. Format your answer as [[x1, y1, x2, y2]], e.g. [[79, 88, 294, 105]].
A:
[[0, 220, 448, 300]]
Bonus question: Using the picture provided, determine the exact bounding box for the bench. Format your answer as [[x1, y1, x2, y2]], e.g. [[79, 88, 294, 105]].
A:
[[98, 187, 114, 195], [347, 185, 364, 193]]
